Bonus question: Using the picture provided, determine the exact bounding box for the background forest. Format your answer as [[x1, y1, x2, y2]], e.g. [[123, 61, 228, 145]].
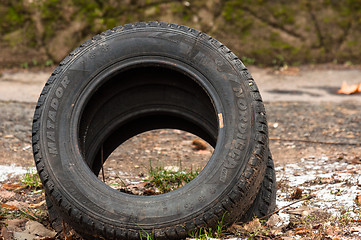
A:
[[1, 0, 360, 68]]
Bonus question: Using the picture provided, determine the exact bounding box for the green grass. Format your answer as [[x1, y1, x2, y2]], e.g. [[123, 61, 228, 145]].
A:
[[21, 168, 42, 189], [188, 212, 228, 239], [147, 163, 199, 194]]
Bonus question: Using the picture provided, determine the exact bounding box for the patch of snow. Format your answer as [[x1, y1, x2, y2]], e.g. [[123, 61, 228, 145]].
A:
[[276, 155, 361, 221], [0, 164, 33, 182]]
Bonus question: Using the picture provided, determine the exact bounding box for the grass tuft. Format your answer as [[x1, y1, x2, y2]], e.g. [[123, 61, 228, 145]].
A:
[[22, 168, 42, 189], [147, 162, 199, 194]]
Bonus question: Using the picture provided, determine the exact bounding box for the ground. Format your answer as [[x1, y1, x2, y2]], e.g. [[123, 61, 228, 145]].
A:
[[0, 65, 361, 239]]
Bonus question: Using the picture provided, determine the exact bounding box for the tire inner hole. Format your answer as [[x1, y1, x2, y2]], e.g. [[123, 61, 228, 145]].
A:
[[78, 65, 219, 195], [101, 129, 214, 195]]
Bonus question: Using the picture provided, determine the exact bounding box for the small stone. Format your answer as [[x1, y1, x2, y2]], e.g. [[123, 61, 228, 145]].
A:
[[164, 166, 180, 172], [266, 214, 283, 227]]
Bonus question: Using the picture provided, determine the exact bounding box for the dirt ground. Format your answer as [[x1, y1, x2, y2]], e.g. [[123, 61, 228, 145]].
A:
[[1, 65, 361, 239]]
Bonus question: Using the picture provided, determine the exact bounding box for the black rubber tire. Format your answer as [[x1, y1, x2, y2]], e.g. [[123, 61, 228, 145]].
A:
[[46, 149, 277, 233], [240, 150, 277, 222], [32, 22, 269, 239]]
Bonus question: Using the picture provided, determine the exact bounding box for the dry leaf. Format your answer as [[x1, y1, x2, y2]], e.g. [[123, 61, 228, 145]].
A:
[[290, 187, 303, 199], [243, 218, 262, 233], [350, 226, 361, 232], [0, 226, 12, 240], [2, 184, 24, 190], [26, 220, 57, 238], [355, 194, 361, 206], [2, 200, 29, 209], [29, 200, 46, 208], [1, 203, 19, 210], [0, 189, 16, 200], [266, 214, 284, 227], [285, 206, 321, 216], [351, 156, 361, 164], [337, 82, 361, 94], [192, 138, 207, 150]]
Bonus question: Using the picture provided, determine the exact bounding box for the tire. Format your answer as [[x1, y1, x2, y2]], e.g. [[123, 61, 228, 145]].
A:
[[46, 149, 276, 233], [32, 22, 269, 239], [240, 150, 277, 222]]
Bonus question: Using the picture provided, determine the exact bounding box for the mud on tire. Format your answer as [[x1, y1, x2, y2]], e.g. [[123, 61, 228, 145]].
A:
[[32, 22, 269, 239]]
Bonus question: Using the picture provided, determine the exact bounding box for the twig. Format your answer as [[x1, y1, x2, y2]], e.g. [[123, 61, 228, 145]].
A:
[[270, 137, 360, 146], [260, 195, 315, 220]]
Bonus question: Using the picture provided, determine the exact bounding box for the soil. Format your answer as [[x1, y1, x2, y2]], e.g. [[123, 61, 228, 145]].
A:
[[1, 65, 361, 239]]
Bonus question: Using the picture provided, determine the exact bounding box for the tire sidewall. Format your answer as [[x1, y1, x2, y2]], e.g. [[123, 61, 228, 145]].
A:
[[39, 26, 263, 230]]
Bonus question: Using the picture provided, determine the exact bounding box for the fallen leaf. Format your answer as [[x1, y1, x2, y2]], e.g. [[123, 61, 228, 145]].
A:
[[0, 189, 16, 200], [285, 206, 321, 216], [350, 226, 361, 232], [5, 218, 27, 232], [192, 138, 207, 150], [0, 226, 12, 240], [290, 187, 303, 199], [126, 182, 148, 189], [2, 200, 29, 209], [2, 184, 24, 190], [1, 203, 19, 210], [351, 156, 361, 164], [29, 200, 46, 208], [337, 81, 361, 94], [355, 194, 361, 206], [243, 218, 262, 233], [13, 231, 38, 240], [26, 220, 57, 238], [277, 65, 300, 76]]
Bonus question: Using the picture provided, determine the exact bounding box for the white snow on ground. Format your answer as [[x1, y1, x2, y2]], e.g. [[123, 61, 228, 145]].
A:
[[0, 164, 33, 182], [276, 155, 361, 231]]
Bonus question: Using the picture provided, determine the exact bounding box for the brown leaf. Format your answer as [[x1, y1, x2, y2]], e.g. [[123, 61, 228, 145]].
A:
[[29, 200, 46, 208], [337, 82, 361, 94], [285, 206, 321, 216], [2, 184, 24, 190], [192, 138, 207, 150], [1, 203, 19, 210], [350, 226, 361, 232], [26, 220, 57, 238], [293, 226, 309, 235], [0, 226, 12, 240], [355, 194, 361, 206], [351, 156, 361, 164], [0, 189, 16, 200], [2, 200, 29, 209], [290, 187, 303, 199], [243, 218, 262, 233]]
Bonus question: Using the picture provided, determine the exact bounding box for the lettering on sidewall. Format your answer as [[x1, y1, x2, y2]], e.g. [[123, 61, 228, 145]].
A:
[[219, 85, 249, 182], [46, 76, 70, 155]]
